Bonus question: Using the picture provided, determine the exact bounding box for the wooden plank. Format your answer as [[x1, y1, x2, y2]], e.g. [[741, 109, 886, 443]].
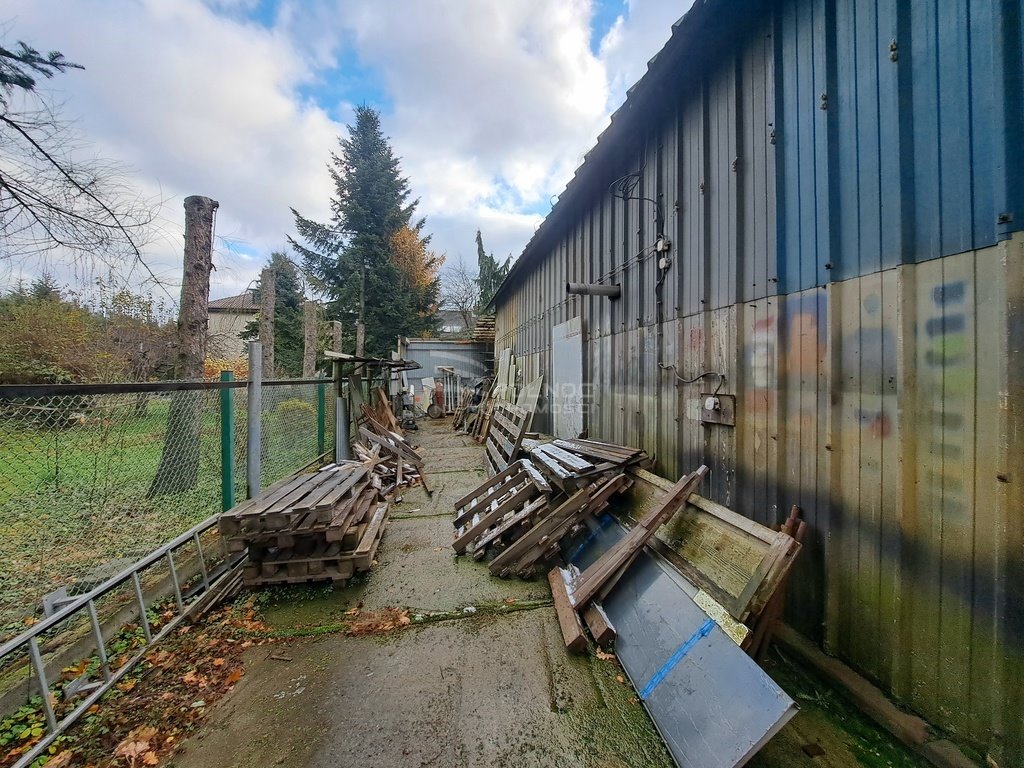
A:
[[453, 482, 539, 554], [538, 443, 595, 472], [583, 602, 616, 646], [355, 502, 389, 557], [291, 465, 358, 510], [485, 440, 506, 475], [225, 471, 308, 518], [548, 567, 588, 653], [519, 459, 551, 493], [529, 446, 574, 480], [488, 486, 593, 576], [570, 466, 709, 608], [310, 466, 371, 511], [453, 461, 521, 509], [235, 474, 314, 518]]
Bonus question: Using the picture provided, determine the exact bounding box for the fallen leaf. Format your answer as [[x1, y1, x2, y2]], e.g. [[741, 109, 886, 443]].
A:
[[595, 649, 616, 661], [142, 751, 159, 765], [182, 671, 199, 685], [615, 675, 625, 684], [160, 692, 174, 701], [113, 740, 149, 759], [212, 658, 225, 667], [128, 726, 158, 741], [42, 750, 73, 767], [226, 668, 244, 685], [116, 679, 137, 693], [344, 608, 360, 616]]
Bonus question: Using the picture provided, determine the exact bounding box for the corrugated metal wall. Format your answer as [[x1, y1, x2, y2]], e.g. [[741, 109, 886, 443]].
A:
[[493, 0, 1024, 761], [401, 340, 490, 381]]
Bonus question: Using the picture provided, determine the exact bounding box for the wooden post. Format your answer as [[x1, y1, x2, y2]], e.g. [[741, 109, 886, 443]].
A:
[[148, 195, 218, 497], [355, 320, 365, 358], [332, 320, 343, 353], [259, 267, 275, 377], [303, 300, 318, 377]]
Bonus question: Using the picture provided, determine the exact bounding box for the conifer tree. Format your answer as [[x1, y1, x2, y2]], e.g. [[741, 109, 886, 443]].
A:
[[475, 230, 510, 312], [290, 106, 435, 356]]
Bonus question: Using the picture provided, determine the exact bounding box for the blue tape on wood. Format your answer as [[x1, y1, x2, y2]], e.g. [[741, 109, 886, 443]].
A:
[[638, 617, 716, 701]]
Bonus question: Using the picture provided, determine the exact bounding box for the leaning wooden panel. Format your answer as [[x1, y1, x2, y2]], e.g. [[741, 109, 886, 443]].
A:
[[483, 400, 531, 475]]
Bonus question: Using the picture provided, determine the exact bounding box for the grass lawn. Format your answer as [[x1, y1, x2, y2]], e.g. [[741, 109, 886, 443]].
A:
[[0, 390, 328, 641]]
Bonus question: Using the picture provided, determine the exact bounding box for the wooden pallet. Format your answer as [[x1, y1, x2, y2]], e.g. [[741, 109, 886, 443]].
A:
[[452, 460, 550, 556], [484, 400, 530, 476], [219, 464, 370, 539], [243, 502, 390, 586]]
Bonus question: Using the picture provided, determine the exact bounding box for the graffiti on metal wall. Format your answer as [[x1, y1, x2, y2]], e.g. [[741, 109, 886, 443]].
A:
[[744, 293, 826, 415], [919, 278, 970, 519]]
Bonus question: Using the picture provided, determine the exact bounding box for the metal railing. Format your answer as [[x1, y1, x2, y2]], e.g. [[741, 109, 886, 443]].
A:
[[0, 514, 233, 768]]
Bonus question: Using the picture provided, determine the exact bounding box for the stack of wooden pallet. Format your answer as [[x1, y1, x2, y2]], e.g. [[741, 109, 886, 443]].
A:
[[452, 463, 635, 579], [219, 463, 390, 587], [525, 438, 652, 490]]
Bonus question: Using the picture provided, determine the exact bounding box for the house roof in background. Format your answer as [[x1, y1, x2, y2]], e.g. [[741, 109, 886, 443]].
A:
[[209, 292, 258, 312]]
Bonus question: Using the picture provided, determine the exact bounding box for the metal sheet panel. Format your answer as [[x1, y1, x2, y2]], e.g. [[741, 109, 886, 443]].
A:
[[551, 317, 584, 438], [566, 524, 797, 768]]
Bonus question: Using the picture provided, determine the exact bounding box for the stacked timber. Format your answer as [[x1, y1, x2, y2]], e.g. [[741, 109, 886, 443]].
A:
[[219, 462, 389, 587], [525, 438, 652, 490]]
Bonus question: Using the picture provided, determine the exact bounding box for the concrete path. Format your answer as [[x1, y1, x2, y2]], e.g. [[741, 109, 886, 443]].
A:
[[169, 420, 930, 768]]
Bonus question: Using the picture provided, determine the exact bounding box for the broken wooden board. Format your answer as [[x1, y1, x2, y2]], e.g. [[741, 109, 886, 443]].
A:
[[548, 567, 587, 653]]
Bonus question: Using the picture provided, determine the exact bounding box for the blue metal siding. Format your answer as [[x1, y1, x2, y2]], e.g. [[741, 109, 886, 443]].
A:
[[491, 1, 1024, 755]]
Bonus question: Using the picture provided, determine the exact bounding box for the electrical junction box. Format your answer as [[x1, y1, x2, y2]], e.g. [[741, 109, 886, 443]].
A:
[[700, 392, 735, 427]]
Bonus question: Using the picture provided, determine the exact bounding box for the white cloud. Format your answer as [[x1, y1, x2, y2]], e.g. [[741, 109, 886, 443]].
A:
[[1, 0, 692, 302]]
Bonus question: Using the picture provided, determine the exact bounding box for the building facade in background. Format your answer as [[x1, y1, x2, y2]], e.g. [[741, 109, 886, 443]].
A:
[[492, 0, 1023, 762], [207, 292, 258, 360]]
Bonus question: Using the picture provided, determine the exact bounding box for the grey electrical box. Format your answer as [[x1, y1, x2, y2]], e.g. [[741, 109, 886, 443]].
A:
[[700, 392, 736, 426]]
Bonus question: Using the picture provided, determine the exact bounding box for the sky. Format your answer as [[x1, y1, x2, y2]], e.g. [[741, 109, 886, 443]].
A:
[[2, 0, 692, 304]]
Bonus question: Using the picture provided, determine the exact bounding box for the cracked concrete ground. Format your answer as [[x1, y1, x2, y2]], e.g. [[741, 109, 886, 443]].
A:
[[168, 419, 931, 768]]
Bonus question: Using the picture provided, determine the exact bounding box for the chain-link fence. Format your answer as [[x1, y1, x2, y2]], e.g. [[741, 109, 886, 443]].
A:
[[0, 377, 333, 642]]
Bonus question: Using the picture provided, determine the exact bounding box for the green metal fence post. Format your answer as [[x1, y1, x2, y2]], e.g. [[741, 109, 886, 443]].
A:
[[219, 370, 235, 511], [317, 378, 326, 458]]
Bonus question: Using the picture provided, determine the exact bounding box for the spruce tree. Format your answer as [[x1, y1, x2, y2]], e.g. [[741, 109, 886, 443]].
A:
[[475, 230, 510, 312], [290, 106, 433, 356], [240, 252, 305, 376]]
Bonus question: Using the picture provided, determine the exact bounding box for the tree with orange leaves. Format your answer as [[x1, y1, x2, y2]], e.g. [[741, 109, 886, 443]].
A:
[[389, 225, 442, 337]]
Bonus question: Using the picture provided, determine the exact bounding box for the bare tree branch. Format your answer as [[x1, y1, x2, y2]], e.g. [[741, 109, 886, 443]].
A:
[[439, 257, 480, 330]]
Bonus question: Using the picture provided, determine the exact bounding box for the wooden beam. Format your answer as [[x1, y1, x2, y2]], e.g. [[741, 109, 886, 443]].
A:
[[548, 568, 587, 653], [570, 466, 708, 608]]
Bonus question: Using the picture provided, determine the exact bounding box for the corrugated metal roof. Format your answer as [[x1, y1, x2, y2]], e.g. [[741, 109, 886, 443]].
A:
[[209, 292, 258, 312]]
